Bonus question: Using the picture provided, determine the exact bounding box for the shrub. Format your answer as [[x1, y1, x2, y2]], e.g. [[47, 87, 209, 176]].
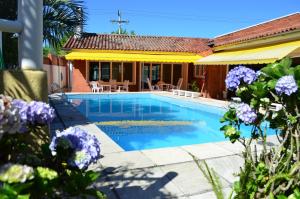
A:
[[220, 58, 300, 198], [0, 95, 105, 198]]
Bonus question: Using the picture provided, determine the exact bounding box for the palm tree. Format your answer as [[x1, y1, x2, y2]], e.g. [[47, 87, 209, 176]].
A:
[[43, 0, 86, 49]]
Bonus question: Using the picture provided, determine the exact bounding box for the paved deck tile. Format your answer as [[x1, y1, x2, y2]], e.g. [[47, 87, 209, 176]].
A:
[[188, 187, 232, 199], [180, 143, 234, 160], [141, 147, 193, 166], [214, 141, 244, 155], [102, 167, 184, 199], [159, 162, 230, 197], [99, 151, 155, 171], [205, 155, 244, 184]]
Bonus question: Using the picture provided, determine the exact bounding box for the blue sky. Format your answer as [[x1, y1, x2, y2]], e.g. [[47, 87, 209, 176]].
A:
[[84, 0, 299, 38]]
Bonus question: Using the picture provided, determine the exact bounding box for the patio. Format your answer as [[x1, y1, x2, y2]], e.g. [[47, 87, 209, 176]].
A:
[[49, 92, 279, 199]]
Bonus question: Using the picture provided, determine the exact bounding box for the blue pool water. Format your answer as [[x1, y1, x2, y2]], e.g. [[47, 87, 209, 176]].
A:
[[67, 93, 274, 151]]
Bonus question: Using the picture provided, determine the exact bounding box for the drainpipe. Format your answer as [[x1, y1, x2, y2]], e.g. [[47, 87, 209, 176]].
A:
[[18, 0, 43, 69]]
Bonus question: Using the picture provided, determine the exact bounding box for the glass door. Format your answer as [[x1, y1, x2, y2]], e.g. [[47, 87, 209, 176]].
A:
[[142, 63, 150, 90], [89, 62, 99, 81], [100, 62, 110, 82], [151, 64, 161, 85]]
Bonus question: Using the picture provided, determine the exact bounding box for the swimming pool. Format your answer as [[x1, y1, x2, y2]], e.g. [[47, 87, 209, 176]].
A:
[[67, 93, 274, 151]]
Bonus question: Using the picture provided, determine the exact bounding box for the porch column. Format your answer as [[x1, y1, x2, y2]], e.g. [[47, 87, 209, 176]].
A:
[[18, 0, 43, 69], [182, 63, 189, 90], [68, 61, 73, 90]]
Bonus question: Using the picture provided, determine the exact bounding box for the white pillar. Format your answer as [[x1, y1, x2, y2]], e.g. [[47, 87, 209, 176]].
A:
[[68, 61, 73, 90], [18, 0, 43, 70]]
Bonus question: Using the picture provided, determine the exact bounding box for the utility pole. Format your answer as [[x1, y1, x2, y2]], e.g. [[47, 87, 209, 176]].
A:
[[110, 10, 129, 34]]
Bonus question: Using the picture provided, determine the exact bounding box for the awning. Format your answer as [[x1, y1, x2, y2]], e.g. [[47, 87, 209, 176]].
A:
[[65, 50, 202, 63], [195, 40, 300, 65]]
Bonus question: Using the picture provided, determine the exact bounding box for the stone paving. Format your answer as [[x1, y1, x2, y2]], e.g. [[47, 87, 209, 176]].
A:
[[49, 93, 279, 199]]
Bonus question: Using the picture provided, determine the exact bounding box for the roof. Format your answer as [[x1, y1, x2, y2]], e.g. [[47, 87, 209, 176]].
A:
[[213, 13, 300, 47], [63, 33, 212, 55]]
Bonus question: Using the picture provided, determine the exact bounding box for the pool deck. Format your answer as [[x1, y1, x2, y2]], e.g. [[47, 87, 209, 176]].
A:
[[49, 92, 279, 199]]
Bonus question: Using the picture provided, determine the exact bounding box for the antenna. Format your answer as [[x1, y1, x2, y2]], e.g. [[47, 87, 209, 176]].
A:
[[110, 10, 129, 34]]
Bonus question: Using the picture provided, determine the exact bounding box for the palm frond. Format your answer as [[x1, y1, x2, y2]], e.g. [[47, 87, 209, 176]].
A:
[[43, 0, 86, 49]]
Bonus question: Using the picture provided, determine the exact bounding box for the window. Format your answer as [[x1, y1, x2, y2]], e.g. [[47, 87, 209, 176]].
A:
[[100, 62, 110, 82], [90, 61, 135, 83], [112, 62, 122, 82], [123, 63, 133, 82], [194, 65, 205, 78]]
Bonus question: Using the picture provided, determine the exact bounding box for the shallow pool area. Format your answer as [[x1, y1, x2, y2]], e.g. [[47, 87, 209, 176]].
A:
[[67, 93, 274, 151]]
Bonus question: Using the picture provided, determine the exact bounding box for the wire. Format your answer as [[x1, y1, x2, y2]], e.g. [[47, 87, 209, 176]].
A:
[[89, 8, 267, 24]]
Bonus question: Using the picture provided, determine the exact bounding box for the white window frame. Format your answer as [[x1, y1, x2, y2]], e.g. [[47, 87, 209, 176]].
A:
[[194, 65, 205, 78]]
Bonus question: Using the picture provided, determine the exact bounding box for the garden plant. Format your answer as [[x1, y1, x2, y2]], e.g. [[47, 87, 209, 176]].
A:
[[0, 95, 104, 198], [219, 58, 300, 198]]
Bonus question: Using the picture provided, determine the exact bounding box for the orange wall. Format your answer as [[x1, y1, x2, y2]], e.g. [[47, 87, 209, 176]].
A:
[[188, 64, 227, 99], [205, 65, 227, 99]]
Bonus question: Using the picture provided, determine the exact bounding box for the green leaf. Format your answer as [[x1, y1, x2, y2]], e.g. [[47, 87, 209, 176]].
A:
[[277, 195, 288, 199], [279, 57, 292, 68], [250, 98, 258, 107], [267, 79, 277, 90], [83, 189, 106, 199], [85, 171, 100, 182], [220, 125, 231, 131], [294, 65, 300, 81], [17, 195, 30, 199]]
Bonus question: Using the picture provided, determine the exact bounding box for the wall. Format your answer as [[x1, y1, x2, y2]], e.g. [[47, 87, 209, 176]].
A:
[[43, 54, 68, 92], [188, 64, 227, 99], [72, 60, 91, 92], [205, 65, 227, 99]]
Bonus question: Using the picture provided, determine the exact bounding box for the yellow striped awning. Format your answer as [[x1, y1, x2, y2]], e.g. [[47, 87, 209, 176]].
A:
[[65, 50, 202, 63], [195, 40, 300, 65]]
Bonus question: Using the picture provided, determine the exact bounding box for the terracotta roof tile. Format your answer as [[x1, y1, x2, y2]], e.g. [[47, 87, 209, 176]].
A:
[[63, 33, 212, 55], [213, 13, 300, 47]]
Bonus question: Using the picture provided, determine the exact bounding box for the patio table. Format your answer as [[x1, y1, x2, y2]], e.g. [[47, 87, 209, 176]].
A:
[[101, 84, 111, 92], [159, 83, 172, 91]]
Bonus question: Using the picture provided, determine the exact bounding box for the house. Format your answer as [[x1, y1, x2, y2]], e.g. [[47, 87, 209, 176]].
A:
[[64, 13, 300, 99], [195, 12, 300, 98], [63, 34, 216, 93]]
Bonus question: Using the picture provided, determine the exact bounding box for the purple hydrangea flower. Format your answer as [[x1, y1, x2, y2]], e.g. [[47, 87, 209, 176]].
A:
[[275, 75, 298, 96], [0, 95, 22, 135], [225, 66, 257, 91], [27, 101, 55, 124], [49, 127, 101, 170], [12, 99, 29, 132], [236, 103, 257, 124], [12, 99, 29, 122]]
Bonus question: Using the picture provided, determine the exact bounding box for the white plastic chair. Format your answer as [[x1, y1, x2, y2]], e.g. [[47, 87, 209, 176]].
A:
[[90, 82, 103, 93], [118, 80, 129, 92]]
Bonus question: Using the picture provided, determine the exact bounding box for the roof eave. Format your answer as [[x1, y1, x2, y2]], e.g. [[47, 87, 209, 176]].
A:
[[213, 30, 300, 52]]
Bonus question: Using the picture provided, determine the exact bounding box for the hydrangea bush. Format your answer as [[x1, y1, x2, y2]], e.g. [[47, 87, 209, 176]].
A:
[[0, 97, 104, 198], [220, 58, 300, 198]]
